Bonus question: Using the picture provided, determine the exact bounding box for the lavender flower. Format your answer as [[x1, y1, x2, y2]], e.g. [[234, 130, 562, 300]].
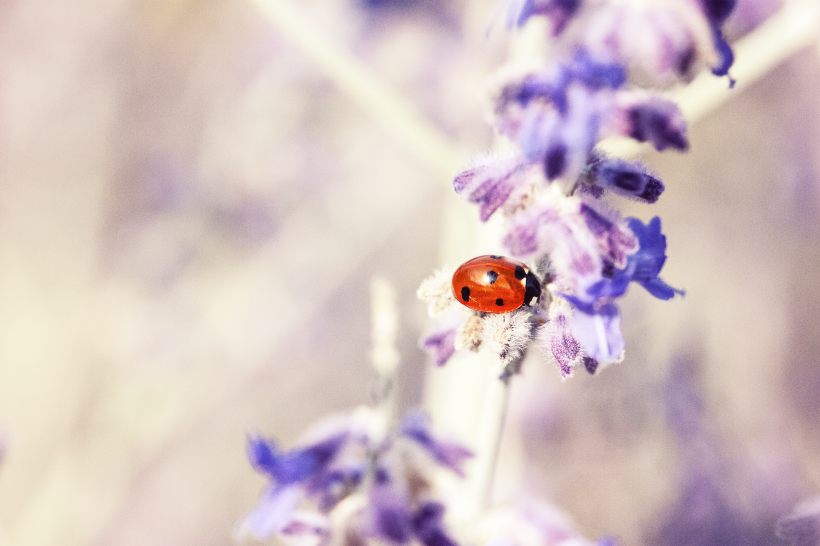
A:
[[422, 0, 722, 381], [583, 216, 684, 303], [237, 408, 471, 544]]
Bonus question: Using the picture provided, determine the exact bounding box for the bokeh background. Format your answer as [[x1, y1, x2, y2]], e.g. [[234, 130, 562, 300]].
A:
[[0, 0, 818, 545]]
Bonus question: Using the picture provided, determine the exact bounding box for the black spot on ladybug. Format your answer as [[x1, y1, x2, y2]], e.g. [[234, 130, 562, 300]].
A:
[[496, 298, 504, 306], [490, 255, 502, 259], [514, 266, 526, 280], [461, 286, 470, 302], [486, 271, 498, 284]]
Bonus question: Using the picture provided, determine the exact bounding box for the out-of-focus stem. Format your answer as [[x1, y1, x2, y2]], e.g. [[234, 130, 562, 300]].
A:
[[468, 354, 522, 513], [369, 277, 400, 437], [249, 0, 466, 177]]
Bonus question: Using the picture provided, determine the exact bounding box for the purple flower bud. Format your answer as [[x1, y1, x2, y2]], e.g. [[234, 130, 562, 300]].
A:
[[411, 502, 459, 546], [583, 356, 599, 374], [495, 72, 557, 113], [551, 329, 582, 377], [420, 325, 458, 367], [583, 155, 665, 203], [627, 100, 689, 151], [503, 203, 562, 260], [544, 143, 568, 180], [569, 49, 626, 91], [507, 0, 584, 35], [453, 156, 527, 222], [578, 202, 638, 269], [697, 0, 737, 28], [400, 411, 473, 476]]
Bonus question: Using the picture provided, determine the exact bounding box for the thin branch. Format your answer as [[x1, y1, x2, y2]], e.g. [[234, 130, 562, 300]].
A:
[[249, 0, 468, 177]]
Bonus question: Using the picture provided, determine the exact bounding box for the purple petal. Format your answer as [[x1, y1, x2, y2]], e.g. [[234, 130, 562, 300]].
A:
[[281, 511, 330, 539], [578, 203, 638, 269], [583, 216, 682, 302], [503, 203, 562, 260], [420, 326, 458, 367], [412, 502, 459, 546], [369, 486, 413, 544], [308, 465, 366, 511], [570, 303, 624, 364], [710, 29, 736, 85], [399, 411, 473, 476], [247, 433, 348, 485], [235, 485, 302, 540]]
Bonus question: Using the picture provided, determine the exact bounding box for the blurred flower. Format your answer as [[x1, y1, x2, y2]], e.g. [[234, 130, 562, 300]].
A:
[[583, 0, 718, 83], [237, 408, 471, 544], [399, 411, 473, 476], [420, 323, 459, 367], [506, 0, 585, 35], [777, 497, 820, 546], [604, 91, 689, 151]]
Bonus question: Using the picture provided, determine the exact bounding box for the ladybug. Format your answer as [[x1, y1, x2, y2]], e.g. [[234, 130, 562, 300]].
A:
[[452, 255, 542, 313]]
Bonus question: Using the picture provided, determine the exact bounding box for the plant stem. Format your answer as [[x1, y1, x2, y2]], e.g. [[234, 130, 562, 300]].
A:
[[470, 355, 521, 512]]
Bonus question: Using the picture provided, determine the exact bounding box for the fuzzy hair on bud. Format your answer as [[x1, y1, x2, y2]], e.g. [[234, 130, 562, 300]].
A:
[[417, 267, 457, 317], [483, 308, 535, 365], [455, 314, 484, 352]]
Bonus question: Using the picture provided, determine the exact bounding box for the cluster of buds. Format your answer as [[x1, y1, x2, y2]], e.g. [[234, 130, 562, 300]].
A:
[[420, 0, 737, 377]]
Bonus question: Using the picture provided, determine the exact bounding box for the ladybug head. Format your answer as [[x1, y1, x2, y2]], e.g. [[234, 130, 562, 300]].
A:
[[524, 270, 542, 307]]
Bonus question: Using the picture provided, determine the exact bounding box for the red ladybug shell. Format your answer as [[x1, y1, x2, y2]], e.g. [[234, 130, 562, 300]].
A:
[[451, 255, 541, 314]]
